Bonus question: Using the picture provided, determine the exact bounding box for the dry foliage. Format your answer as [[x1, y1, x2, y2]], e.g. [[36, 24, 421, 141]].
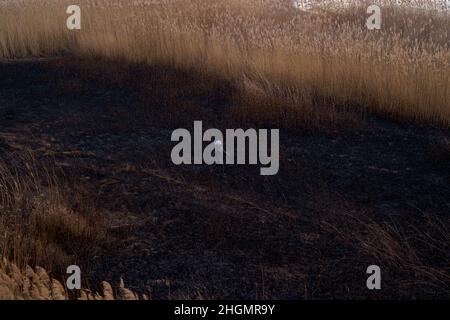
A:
[[0, 153, 136, 300], [319, 197, 450, 295], [0, 153, 104, 274], [0, 0, 449, 126]]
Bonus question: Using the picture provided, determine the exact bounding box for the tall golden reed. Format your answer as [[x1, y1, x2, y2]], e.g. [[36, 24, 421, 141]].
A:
[[0, 0, 449, 126]]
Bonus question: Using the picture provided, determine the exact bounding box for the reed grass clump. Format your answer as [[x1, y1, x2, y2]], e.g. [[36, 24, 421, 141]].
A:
[[0, 153, 103, 273]]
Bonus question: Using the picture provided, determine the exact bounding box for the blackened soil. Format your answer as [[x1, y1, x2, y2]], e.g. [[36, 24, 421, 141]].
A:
[[0, 57, 449, 299]]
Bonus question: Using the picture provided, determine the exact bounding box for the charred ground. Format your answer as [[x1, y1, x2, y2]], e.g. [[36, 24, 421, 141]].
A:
[[0, 57, 449, 299]]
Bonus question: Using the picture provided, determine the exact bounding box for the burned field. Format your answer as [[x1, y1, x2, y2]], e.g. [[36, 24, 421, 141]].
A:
[[0, 57, 448, 299]]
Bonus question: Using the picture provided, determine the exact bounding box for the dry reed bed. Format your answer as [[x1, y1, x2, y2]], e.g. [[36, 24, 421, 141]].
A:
[[0, 0, 449, 126]]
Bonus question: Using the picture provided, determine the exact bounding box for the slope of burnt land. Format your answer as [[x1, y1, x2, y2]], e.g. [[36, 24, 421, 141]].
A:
[[0, 57, 449, 299]]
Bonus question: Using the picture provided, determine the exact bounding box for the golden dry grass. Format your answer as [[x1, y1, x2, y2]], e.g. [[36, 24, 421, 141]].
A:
[[0, 152, 104, 273], [0, 152, 138, 300], [1, 0, 449, 126]]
